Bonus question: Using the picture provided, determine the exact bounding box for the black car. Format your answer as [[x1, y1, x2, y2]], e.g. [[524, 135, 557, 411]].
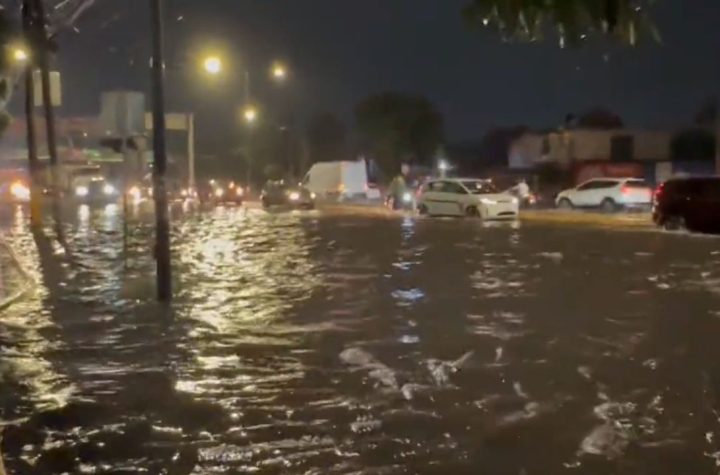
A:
[[653, 176, 720, 232], [261, 180, 315, 209]]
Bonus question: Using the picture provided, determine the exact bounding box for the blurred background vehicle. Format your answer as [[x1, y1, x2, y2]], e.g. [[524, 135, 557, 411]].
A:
[[555, 178, 652, 212], [653, 176, 720, 233], [73, 177, 120, 204], [196, 179, 245, 205], [302, 161, 368, 201], [261, 180, 315, 209]]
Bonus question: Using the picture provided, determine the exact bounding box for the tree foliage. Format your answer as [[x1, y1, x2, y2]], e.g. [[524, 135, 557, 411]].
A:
[[306, 113, 347, 163], [671, 128, 715, 162], [463, 0, 660, 47], [355, 92, 444, 175]]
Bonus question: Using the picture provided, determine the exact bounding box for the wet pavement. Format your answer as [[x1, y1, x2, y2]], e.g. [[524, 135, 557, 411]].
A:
[[2, 204, 720, 474]]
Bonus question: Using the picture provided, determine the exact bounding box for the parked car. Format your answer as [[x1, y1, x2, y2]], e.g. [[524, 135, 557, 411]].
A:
[[302, 161, 368, 201], [653, 176, 720, 232], [416, 178, 519, 219], [261, 180, 315, 209], [555, 178, 652, 212]]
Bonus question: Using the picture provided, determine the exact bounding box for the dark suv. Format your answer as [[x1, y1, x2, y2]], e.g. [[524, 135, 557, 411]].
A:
[[653, 177, 720, 232]]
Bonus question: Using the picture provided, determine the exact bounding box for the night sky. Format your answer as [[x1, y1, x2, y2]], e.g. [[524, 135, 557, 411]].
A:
[[19, 0, 720, 148]]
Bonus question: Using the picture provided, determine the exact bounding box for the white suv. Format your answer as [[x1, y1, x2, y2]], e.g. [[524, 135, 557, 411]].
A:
[[555, 178, 652, 212]]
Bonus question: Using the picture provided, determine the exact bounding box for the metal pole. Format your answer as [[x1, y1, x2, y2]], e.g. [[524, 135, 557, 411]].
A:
[[716, 98, 720, 175], [22, 0, 41, 228], [188, 113, 195, 189], [150, 0, 172, 301], [31, 0, 60, 190]]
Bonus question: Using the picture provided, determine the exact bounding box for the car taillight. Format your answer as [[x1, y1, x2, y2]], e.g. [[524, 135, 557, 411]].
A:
[[654, 183, 664, 201], [621, 185, 630, 195]]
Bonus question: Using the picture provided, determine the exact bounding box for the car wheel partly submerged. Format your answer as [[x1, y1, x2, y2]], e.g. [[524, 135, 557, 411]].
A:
[[465, 206, 480, 218], [663, 215, 687, 231], [557, 198, 573, 210], [601, 198, 617, 213]]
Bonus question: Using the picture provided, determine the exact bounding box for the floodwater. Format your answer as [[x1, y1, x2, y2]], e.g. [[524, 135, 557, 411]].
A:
[[2, 204, 720, 474]]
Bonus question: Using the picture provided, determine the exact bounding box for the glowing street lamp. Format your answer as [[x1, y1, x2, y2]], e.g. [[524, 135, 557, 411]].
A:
[[271, 62, 287, 82], [12, 47, 28, 63], [243, 105, 258, 124], [203, 55, 222, 75]]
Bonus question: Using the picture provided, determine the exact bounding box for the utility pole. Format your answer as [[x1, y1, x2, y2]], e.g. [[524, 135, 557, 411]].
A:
[[187, 113, 195, 190], [22, 0, 41, 228], [31, 0, 60, 192], [150, 0, 172, 301]]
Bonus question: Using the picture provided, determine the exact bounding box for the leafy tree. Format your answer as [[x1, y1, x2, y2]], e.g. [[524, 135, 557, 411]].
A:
[[671, 128, 715, 162], [462, 0, 660, 47], [306, 112, 347, 163], [355, 92, 444, 175], [694, 97, 717, 127]]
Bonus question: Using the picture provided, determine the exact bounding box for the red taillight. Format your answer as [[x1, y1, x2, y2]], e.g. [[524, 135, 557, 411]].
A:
[[654, 183, 664, 201], [621, 185, 630, 195]]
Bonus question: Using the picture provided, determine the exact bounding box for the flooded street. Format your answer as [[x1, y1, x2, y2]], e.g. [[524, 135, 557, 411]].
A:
[[2, 205, 720, 474]]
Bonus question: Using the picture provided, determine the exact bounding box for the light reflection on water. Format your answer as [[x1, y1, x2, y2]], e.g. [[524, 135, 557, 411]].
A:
[[1, 207, 720, 473]]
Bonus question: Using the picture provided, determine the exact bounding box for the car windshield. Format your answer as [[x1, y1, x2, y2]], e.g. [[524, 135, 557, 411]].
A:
[[460, 180, 498, 194]]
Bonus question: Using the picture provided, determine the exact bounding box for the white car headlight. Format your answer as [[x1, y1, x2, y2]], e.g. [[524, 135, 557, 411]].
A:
[[75, 186, 89, 197], [310, 192, 316, 200], [10, 182, 30, 201], [288, 191, 301, 201], [510, 197, 519, 204], [103, 184, 116, 195], [480, 198, 497, 205], [402, 192, 413, 203], [214, 188, 225, 198]]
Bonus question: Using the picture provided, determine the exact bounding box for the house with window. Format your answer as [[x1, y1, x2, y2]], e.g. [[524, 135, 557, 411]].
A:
[[509, 128, 674, 170]]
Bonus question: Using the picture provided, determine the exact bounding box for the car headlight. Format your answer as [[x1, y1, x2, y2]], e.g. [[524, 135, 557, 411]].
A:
[[480, 198, 497, 205], [288, 191, 300, 201], [236, 187, 244, 196], [310, 192, 316, 200], [214, 188, 225, 198], [10, 182, 30, 201], [103, 183, 116, 195], [75, 186, 89, 197], [402, 192, 413, 203], [128, 186, 142, 201], [510, 197, 519, 204]]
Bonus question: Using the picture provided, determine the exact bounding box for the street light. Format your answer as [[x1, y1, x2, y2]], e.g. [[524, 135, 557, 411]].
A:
[[203, 55, 222, 75], [271, 62, 287, 82], [243, 105, 258, 124], [12, 47, 28, 63]]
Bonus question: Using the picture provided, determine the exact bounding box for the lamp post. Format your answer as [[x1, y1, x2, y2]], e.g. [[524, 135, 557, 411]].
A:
[[150, 0, 172, 302]]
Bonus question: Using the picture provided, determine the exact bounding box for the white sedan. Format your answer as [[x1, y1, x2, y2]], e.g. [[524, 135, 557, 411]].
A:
[[416, 179, 519, 219]]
